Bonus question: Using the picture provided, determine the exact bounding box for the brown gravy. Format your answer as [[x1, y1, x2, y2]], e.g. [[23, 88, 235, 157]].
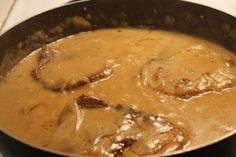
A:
[[0, 28, 236, 157]]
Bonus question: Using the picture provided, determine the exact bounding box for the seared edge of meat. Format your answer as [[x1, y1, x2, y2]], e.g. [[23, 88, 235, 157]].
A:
[[31, 45, 113, 92], [140, 54, 236, 99], [56, 95, 189, 156]]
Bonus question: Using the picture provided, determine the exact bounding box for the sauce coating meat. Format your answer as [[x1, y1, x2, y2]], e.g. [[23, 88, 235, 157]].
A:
[[50, 95, 188, 156], [32, 45, 113, 91], [0, 29, 236, 157], [141, 45, 236, 99]]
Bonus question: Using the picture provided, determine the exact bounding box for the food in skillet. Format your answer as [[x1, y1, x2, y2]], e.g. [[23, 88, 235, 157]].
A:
[[0, 28, 235, 157], [49, 95, 188, 156], [141, 45, 236, 99], [32, 45, 113, 91]]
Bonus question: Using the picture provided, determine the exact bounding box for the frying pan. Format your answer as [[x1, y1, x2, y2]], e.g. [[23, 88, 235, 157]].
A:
[[0, 0, 236, 157]]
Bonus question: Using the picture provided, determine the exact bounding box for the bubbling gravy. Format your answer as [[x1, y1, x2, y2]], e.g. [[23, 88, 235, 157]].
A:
[[0, 28, 236, 157]]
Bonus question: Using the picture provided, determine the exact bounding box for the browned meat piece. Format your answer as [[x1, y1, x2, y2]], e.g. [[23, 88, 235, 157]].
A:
[[76, 94, 108, 108], [50, 95, 189, 156], [140, 45, 236, 99], [110, 138, 137, 157], [110, 104, 188, 156], [32, 45, 113, 92], [57, 100, 79, 126], [32, 45, 57, 80], [89, 68, 113, 83]]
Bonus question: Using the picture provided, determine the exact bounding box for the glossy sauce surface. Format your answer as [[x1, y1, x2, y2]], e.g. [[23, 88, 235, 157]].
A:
[[0, 28, 236, 157]]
